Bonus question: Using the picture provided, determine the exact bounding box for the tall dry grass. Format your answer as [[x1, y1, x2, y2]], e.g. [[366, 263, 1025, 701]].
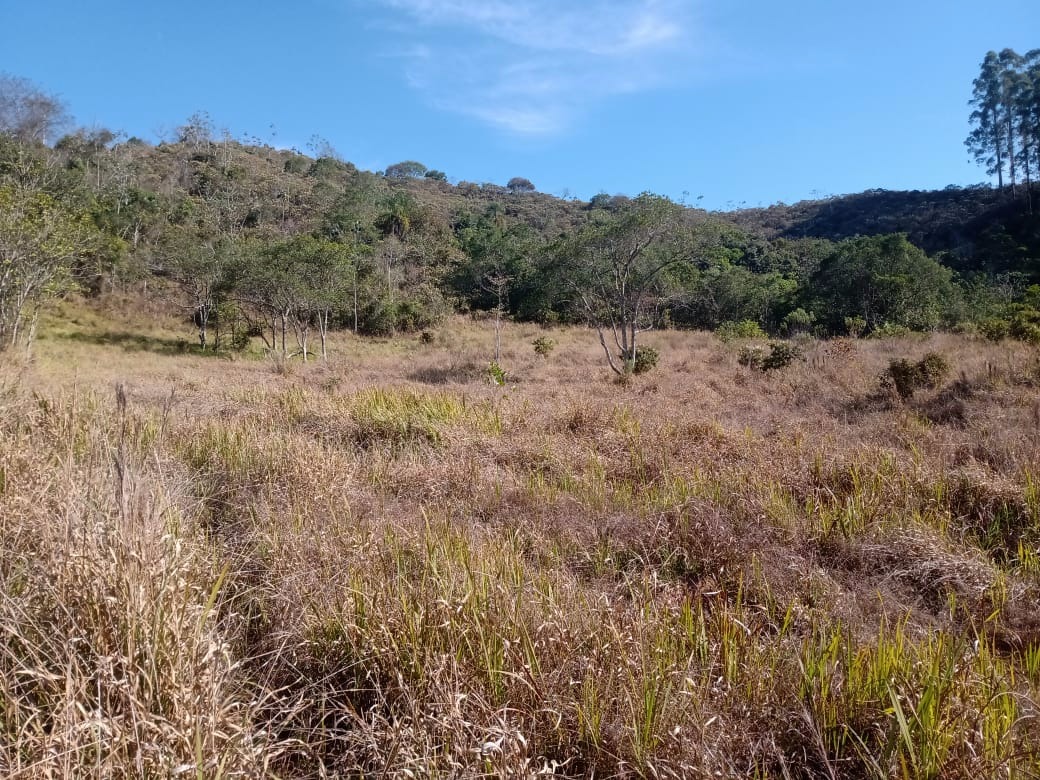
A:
[[1, 310, 1039, 776]]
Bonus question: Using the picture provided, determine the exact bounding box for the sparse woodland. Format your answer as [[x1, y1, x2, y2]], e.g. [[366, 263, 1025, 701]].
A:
[[1, 54, 1040, 777]]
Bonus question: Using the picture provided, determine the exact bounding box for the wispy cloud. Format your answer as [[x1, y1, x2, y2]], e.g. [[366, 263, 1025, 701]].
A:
[[370, 0, 697, 136]]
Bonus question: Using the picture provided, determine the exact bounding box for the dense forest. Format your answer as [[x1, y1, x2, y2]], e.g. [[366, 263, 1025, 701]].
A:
[[2, 49, 1040, 369]]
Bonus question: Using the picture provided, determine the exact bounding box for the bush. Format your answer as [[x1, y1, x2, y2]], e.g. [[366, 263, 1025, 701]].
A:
[[869, 322, 913, 339], [622, 345, 659, 375], [715, 320, 766, 343], [532, 336, 556, 358], [782, 308, 816, 335], [762, 341, 804, 371], [882, 352, 950, 400], [740, 342, 803, 371], [978, 318, 1010, 341], [1010, 314, 1040, 345], [844, 315, 866, 338], [485, 361, 507, 386], [738, 344, 766, 370]]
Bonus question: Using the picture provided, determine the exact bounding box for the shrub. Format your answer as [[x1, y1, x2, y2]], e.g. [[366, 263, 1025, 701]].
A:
[[882, 352, 950, 400], [762, 341, 804, 371], [738, 344, 767, 370], [715, 320, 766, 343], [630, 345, 659, 375], [485, 361, 507, 386], [419, 330, 435, 345], [1010, 315, 1040, 345], [740, 342, 803, 371], [532, 336, 556, 358], [844, 315, 866, 338], [782, 308, 816, 335], [869, 322, 913, 339], [619, 346, 659, 374], [979, 317, 1011, 341]]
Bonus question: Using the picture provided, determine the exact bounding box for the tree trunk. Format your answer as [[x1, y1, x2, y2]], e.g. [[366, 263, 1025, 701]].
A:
[[319, 309, 329, 361]]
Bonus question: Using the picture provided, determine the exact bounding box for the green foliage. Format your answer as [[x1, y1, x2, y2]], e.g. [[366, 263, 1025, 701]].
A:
[[715, 319, 766, 342], [532, 335, 555, 357], [374, 191, 419, 239], [506, 177, 535, 193], [869, 322, 914, 339], [553, 193, 688, 375], [424, 169, 447, 182], [739, 341, 803, 371], [485, 360, 507, 386], [1010, 313, 1040, 344], [384, 160, 427, 179], [737, 344, 766, 369], [781, 307, 815, 335], [0, 183, 99, 351], [622, 345, 659, 375], [283, 155, 310, 174], [810, 234, 958, 334], [844, 315, 866, 338], [882, 352, 950, 399], [762, 341, 804, 370]]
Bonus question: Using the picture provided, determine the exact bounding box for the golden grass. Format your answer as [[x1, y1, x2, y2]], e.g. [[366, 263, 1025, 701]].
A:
[[1, 301, 1039, 777]]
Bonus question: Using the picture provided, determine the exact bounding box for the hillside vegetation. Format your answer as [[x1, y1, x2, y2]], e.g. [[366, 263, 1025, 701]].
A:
[[0, 94, 1039, 361]]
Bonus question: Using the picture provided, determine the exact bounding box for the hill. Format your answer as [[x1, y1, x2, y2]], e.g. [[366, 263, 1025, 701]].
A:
[[729, 185, 1040, 276]]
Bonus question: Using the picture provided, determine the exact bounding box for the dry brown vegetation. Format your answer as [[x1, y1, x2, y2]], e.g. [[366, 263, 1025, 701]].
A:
[[2, 301, 1040, 778]]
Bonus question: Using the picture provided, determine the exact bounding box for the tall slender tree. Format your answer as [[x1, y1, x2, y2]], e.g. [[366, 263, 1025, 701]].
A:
[[999, 49, 1024, 196], [967, 51, 1007, 190]]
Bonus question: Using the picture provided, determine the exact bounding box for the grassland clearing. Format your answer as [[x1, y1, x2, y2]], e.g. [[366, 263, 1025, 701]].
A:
[[1, 300, 1039, 777]]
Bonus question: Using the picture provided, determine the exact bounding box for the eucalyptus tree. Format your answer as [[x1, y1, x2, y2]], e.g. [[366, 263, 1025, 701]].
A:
[[967, 48, 1040, 199], [968, 51, 1008, 190]]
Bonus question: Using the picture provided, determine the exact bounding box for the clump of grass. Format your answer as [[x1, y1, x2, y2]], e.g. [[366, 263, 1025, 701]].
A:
[[882, 352, 950, 399], [341, 387, 498, 446]]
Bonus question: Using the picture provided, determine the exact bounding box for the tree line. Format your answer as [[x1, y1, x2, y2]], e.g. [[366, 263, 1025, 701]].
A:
[[1, 64, 1039, 371]]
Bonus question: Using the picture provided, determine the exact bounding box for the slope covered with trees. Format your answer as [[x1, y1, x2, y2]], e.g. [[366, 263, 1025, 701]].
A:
[[2, 54, 1040, 370]]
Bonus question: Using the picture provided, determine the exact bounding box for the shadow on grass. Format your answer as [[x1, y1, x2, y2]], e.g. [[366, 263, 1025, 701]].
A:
[[49, 329, 231, 357]]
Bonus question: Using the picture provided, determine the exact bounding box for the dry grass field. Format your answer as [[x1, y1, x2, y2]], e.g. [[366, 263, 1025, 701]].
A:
[[2, 298, 1040, 778]]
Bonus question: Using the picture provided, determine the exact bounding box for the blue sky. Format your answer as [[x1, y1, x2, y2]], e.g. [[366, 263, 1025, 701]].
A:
[[1, 0, 1037, 209]]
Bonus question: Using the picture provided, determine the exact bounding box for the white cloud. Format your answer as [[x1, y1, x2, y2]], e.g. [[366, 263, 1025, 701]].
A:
[[370, 0, 696, 136]]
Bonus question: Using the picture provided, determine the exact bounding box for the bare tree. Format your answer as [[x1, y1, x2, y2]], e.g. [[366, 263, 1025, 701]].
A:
[[0, 74, 70, 144]]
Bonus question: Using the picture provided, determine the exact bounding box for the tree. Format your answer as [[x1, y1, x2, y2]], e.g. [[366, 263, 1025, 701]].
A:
[[160, 229, 235, 349], [0, 184, 98, 352], [809, 234, 958, 333], [375, 191, 420, 242], [507, 176, 535, 193], [270, 236, 353, 361], [966, 48, 1040, 201], [424, 169, 447, 182], [384, 160, 427, 179], [967, 51, 1008, 190], [556, 193, 689, 375], [0, 74, 69, 144], [999, 49, 1024, 195], [177, 111, 215, 151]]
